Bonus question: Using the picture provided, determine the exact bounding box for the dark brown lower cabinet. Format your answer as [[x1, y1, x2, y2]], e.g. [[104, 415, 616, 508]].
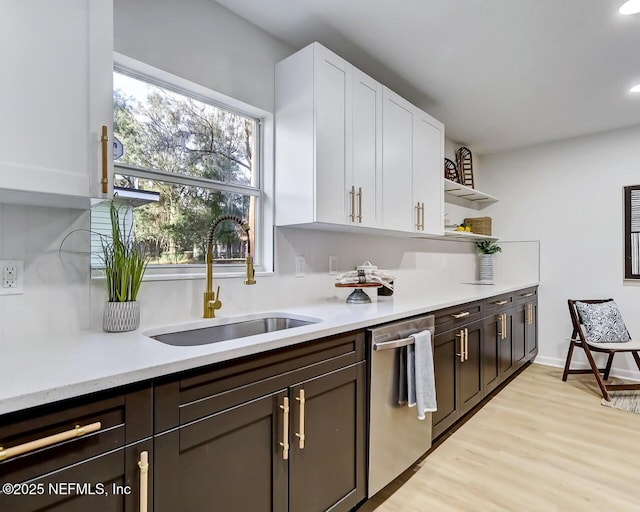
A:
[[498, 308, 515, 380], [0, 440, 152, 512], [289, 363, 365, 512], [482, 314, 500, 394], [432, 320, 483, 439], [526, 300, 538, 359], [155, 390, 287, 512], [511, 304, 529, 374], [154, 361, 366, 512]]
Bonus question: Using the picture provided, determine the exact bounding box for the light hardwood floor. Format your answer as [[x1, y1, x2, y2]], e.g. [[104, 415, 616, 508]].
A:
[[360, 364, 640, 512]]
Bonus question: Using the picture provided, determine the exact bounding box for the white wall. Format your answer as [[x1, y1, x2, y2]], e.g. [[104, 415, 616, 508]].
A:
[[0, 205, 91, 342], [480, 125, 640, 379], [114, 0, 292, 112]]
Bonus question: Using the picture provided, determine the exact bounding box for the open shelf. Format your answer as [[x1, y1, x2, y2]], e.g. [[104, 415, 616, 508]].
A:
[[443, 229, 498, 242], [444, 179, 498, 208]]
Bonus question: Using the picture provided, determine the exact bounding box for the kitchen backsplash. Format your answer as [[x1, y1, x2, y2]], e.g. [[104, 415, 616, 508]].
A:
[[0, 204, 539, 341]]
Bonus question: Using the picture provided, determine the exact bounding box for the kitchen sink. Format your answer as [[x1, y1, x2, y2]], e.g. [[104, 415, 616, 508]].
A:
[[150, 315, 321, 346]]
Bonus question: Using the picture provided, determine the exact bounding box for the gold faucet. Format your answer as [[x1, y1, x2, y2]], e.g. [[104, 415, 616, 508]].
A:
[[203, 215, 256, 318]]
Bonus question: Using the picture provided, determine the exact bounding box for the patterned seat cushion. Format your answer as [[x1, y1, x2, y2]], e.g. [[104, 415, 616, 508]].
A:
[[575, 301, 630, 343]]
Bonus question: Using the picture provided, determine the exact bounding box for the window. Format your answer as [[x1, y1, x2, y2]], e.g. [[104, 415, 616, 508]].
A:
[[91, 58, 272, 276]]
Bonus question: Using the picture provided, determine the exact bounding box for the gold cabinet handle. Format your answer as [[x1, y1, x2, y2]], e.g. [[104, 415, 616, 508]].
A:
[[0, 422, 101, 462], [452, 311, 470, 319], [527, 303, 533, 325], [357, 187, 363, 223], [100, 125, 109, 194], [415, 203, 421, 230], [420, 202, 425, 231], [279, 397, 290, 460], [464, 328, 469, 361], [349, 186, 356, 222], [295, 389, 306, 449], [456, 330, 464, 362], [138, 451, 149, 512], [521, 292, 534, 298], [494, 300, 508, 305], [497, 314, 503, 338], [504, 313, 507, 339]]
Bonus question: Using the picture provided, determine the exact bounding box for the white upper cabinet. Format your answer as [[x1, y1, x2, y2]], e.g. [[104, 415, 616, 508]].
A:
[[0, 1, 113, 208], [381, 87, 444, 235], [275, 43, 381, 228], [275, 42, 442, 236], [381, 88, 415, 232], [351, 68, 382, 228], [413, 110, 444, 235]]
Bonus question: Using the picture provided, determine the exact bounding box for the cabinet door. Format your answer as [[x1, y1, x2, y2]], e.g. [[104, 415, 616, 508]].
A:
[[0, 440, 152, 512], [351, 69, 382, 228], [432, 329, 460, 439], [512, 305, 528, 372], [459, 321, 484, 416], [526, 301, 538, 359], [0, 0, 112, 207], [499, 309, 516, 380], [483, 314, 502, 394], [413, 110, 444, 235], [289, 363, 365, 512], [154, 390, 288, 512], [381, 87, 414, 232], [314, 45, 351, 225]]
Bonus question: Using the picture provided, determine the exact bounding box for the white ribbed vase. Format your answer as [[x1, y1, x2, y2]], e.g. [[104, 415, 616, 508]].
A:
[[479, 254, 494, 283], [103, 301, 140, 332]]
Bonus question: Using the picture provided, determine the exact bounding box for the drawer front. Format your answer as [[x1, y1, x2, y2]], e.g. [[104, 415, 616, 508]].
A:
[[154, 331, 366, 432], [433, 300, 484, 334], [0, 385, 152, 485], [515, 287, 538, 304], [484, 292, 515, 314]]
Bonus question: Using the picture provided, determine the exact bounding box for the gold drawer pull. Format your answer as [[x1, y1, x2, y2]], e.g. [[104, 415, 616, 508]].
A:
[[452, 311, 470, 319], [295, 389, 306, 449], [520, 292, 534, 298], [464, 328, 469, 361], [502, 313, 507, 340], [456, 330, 464, 362], [100, 125, 109, 194], [280, 397, 290, 460], [349, 186, 356, 222], [0, 422, 102, 462], [138, 451, 149, 512], [494, 300, 508, 305]]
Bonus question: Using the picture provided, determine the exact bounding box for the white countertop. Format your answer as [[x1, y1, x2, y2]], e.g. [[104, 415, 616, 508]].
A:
[[0, 281, 537, 415]]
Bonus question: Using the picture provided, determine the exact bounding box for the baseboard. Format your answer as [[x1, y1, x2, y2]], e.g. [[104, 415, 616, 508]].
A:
[[533, 356, 640, 382]]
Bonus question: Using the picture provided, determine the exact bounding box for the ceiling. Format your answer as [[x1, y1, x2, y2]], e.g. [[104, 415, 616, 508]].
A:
[[215, 0, 640, 154]]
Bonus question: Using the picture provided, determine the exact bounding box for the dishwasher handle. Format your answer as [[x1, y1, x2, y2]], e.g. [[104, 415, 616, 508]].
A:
[[373, 336, 415, 351], [373, 330, 434, 351]]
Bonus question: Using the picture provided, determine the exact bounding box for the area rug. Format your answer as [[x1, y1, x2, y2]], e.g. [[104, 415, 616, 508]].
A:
[[601, 391, 640, 414]]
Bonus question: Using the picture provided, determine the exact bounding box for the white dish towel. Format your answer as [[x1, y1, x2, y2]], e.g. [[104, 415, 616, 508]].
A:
[[405, 329, 437, 420]]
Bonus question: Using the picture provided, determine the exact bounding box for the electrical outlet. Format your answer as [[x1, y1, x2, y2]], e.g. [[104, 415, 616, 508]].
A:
[[0, 260, 24, 295], [329, 255, 337, 275], [295, 256, 305, 277]]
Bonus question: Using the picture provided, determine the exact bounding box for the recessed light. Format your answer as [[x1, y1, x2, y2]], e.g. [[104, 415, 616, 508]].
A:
[[631, 84, 640, 93], [620, 0, 640, 15]]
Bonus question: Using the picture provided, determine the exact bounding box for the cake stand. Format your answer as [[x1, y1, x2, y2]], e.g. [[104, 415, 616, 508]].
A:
[[335, 282, 383, 304]]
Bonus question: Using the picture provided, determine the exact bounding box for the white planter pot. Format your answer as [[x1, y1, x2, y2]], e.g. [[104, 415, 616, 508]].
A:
[[479, 254, 494, 283], [103, 301, 140, 332]]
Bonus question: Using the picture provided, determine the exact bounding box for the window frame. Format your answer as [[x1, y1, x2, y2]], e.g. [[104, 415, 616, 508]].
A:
[[94, 53, 274, 281]]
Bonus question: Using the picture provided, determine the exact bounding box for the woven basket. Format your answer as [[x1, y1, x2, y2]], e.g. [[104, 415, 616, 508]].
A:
[[464, 217, 492, 236]]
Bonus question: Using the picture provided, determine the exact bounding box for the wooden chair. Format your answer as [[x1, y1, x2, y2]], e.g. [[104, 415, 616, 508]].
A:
[[563, 299, 640, 401]]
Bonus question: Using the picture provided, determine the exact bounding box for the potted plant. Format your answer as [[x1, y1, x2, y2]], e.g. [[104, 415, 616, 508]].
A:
[[101, 202, 149, 332], [476, 240, 501, 283]]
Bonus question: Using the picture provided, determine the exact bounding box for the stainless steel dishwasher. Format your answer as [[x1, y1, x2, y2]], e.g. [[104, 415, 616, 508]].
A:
[[367, 314, 435, 498]]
